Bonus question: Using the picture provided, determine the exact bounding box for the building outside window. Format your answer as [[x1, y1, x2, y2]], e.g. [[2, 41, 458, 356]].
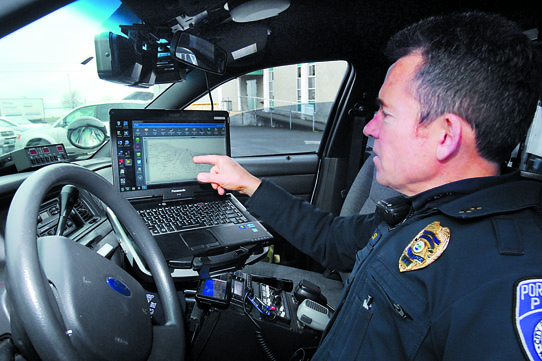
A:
[[192, 61, 348, 156]]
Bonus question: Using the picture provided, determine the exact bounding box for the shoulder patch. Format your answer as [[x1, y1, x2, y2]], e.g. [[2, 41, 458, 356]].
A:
[[514, 277, 542, 361]]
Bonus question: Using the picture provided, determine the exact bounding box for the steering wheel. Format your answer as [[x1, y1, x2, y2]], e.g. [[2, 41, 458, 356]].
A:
[[5, 164, 185, 361]]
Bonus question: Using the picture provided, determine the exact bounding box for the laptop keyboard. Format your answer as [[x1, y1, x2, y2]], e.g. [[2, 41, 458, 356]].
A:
[[137, 199, 249, 235]]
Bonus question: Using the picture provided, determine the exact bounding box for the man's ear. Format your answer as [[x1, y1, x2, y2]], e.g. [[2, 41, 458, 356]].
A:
[[435, 113, 464, 161]]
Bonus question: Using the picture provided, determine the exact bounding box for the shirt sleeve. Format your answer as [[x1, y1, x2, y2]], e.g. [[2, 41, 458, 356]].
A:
[[246, 178, 377, 271]]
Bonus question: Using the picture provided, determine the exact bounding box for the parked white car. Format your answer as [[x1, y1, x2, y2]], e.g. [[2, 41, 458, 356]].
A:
[[15, 101, 146, 156], [0, 117, 47, 135], [0, 126, 16, 155]]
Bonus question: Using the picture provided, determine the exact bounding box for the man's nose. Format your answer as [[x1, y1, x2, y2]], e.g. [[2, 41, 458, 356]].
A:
[[363, 113, 380, 138]]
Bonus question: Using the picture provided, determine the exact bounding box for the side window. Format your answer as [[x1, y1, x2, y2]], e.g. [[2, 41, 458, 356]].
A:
[[190, 61, 348, 157], [518, 101, 542, 173]]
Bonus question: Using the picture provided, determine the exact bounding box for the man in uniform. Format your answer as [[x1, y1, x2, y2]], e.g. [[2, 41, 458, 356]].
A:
[[194, 11, 542, 360]]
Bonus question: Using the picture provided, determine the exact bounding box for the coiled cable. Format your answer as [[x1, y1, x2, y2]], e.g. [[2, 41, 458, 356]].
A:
[[243, 293, 278, 361]]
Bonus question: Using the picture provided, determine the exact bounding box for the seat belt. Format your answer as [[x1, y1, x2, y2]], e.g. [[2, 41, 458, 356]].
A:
[[344, 96, 370, 197]]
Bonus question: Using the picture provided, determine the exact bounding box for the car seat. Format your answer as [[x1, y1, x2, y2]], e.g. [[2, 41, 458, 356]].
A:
[[243, 153, 399, 308]]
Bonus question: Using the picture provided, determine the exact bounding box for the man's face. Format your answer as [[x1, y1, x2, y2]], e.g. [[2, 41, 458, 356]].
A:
[[363, 53, 441, 196]]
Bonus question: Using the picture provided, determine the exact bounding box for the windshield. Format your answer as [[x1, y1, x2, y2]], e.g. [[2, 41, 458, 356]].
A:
[[0, 0, 170, 160]]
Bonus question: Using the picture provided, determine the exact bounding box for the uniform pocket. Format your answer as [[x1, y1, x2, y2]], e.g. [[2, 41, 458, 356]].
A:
[[365, 258, 430, 360], [318, 255, 430, 361], [322, 291, 374, 360]]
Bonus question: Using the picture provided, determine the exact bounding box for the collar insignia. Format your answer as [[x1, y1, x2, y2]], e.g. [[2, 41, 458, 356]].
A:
[[399, 221, 450, 272], [514, 278, 542, 361]]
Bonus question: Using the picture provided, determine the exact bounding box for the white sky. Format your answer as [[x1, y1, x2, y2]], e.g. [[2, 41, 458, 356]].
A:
[[0, 0, 146, 116]]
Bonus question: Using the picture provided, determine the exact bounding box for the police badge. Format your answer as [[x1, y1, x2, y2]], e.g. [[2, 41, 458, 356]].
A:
[[398, 221, 450, 272], [514, 277, 542, 361]]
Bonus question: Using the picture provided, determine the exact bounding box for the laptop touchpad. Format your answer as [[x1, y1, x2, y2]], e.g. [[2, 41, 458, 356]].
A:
[[181, 230, 220, 250]]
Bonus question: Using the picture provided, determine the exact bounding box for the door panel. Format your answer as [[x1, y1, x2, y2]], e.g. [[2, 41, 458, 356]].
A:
[[235, 153, 319, 203]]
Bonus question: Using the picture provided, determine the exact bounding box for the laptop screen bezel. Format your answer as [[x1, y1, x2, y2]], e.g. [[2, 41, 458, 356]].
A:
[[110, 108, 230, 201]]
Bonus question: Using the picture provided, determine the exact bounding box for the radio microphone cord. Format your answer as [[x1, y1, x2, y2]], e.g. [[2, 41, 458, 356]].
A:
[[243, 292, 278, 361]]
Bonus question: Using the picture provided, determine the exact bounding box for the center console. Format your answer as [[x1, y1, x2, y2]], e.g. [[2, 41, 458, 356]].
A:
[[187, 271, 333, 361]]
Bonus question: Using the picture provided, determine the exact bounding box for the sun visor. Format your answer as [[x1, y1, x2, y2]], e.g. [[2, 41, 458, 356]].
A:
[[213, 22, 269, 67]]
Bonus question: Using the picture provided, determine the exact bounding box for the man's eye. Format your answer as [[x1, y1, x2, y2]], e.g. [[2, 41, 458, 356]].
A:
[[376, 105, 388, 116]]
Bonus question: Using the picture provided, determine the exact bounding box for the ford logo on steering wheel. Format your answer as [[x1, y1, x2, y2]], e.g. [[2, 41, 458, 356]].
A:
[[106, 277, 132, 297]]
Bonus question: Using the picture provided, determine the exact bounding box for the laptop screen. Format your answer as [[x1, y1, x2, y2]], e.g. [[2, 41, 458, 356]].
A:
[[110, 109, 230, 201]]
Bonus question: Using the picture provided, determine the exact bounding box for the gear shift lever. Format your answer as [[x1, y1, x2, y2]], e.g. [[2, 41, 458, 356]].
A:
[[56, 185, 79, 236]]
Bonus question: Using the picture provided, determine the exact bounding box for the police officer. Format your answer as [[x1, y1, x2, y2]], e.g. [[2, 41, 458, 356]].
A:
[[194, 11, 542, 360]]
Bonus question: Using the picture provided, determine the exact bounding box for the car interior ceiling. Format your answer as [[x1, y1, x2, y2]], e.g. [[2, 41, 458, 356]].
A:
[[0, 0, 541, 360], [6, 0, 540, 72]]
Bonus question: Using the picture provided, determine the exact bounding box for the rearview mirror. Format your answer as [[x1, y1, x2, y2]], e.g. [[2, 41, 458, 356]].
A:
[[170, 32, 227, 75], [67, 117, 107, 150]]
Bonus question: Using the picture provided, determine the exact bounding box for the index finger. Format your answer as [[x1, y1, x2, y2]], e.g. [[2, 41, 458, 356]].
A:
[[193, 154, 221, 165]]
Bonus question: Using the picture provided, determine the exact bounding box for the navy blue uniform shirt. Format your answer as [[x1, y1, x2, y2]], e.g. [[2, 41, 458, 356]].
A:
[[247, 171, 542, 360]]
